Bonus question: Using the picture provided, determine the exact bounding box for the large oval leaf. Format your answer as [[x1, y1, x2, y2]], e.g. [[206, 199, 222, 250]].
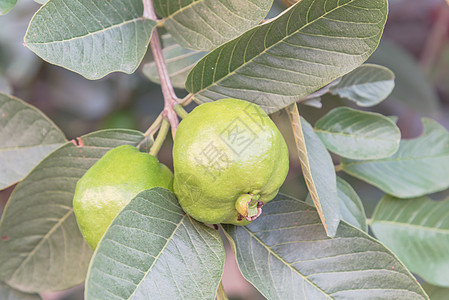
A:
[[86, 188, 225, 300], [186, 0, 388, 113], [0, 129, 146, 292], [329, 64, 395, 107], [341, 119, 449, 198], [315, 107, 401, 160], [0, 93, 66, 190], [288, 105, 340, 237], [153, 0, 273, 51], [24, 0, 156, 79], [0, 282, 41, 300], [372, 195, 449, 287], [143, 34, 207, 89], [223, 194, 428, 299]]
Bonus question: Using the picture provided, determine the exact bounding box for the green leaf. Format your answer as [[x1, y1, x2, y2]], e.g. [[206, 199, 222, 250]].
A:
[[0, 0, 16, 15], [306, 177, 367, 232], [372, 195, 449, 288], [223, 194, 428, 299], [0, 282, 41, 300], [341, 119, 449, 198], [288, 105, 340, 237], [143, 34, 206, 89], [24, 0, 157, 80], [368, 40, 440, 115], [0, 129, 146, 292], [422, 284, 449, 300], [329, 64, 395, 107], [336, 177, 367, 232], [0, 93, 66, 190], [86, 188, 225, 300], [315, 107, 401, 160], [186, 0, 388, 114], [153, 0, 273, 51]]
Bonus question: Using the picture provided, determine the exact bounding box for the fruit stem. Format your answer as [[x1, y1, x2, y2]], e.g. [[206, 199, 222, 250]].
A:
[[174, 104, 189, 119], [143, 0, 180, 138], [150, 118, 170, 156]]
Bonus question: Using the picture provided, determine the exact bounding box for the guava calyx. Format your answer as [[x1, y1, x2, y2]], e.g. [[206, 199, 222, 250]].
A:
[[235, 193, 265, 222]]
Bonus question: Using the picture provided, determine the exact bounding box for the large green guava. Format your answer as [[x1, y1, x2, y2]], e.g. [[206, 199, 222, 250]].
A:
[[73, 145, 173, 249], [173, 98, 289, 225]]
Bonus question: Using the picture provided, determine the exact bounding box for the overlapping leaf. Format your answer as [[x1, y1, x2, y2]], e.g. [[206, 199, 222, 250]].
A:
[[86, 188, 225, 300], [329, 64, 395, 107], [224, 194, 428, 299], [0, 93, 66, 190], [0, 282, 41, 300], [0, 129, 147, 292], [306, 177, 367, 232], [372, 195, 449, 287], [315, 107, 401, 160], [288, 105, 340, 237], [336, 177, 367, 232], [341, 119, 449, 198], [153, 0, 273, 51], [24, 0, 156, 79], [0, 0, 16, 15], [143, 34, 206, 89], [186, 0, 388, 113]]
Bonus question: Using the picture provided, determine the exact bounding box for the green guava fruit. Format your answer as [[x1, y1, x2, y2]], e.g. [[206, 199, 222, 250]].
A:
[[173, 98, 289, 225], [73, 145, 173, 249]]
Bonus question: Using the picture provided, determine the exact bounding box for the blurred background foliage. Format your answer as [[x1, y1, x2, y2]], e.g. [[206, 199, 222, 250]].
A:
[[1, 0, 449, 299]]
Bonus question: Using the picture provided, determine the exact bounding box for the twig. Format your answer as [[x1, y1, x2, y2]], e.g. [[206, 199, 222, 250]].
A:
[[143, 0, 180, 138], [142, 0, 156, 20]]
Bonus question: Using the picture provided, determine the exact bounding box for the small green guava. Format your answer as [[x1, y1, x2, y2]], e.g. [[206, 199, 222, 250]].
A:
[[173, 98, 289, 225], [73, 145, 173, 249]]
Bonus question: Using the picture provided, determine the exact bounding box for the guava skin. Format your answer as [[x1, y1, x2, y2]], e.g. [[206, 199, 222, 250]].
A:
[[73, 145, 173, 249], [173, 98, 289, 225]]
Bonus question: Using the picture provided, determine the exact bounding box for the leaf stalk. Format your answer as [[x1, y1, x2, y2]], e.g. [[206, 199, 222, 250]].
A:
[[150, 118, 170, 156]]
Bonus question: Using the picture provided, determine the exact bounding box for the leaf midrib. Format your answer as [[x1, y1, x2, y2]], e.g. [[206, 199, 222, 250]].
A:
[[372, 220, 449, 235], [9, 208, 74, 281], [26, 17, 149, 45], [0, 143, 63, 152], [191, 0, 372, 95], [314, 128, 397, 142], [342, 151, 449, 168], [127, 213, 187, 299], [242, 226, 331, 298]]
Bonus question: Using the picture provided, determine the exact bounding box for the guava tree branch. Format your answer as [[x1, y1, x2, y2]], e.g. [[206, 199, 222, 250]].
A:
[[143, 0, 179, 137]]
